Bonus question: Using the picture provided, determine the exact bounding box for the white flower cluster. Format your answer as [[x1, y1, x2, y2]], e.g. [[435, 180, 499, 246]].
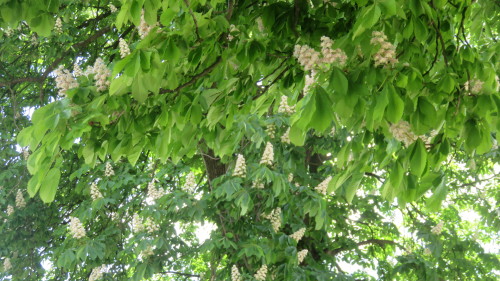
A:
[[145, 218, 159, 233], [54, 17, 63, 34], [288, 173, 294, 182], [119, 38, 130, 58], [431, 221, 444, 235], [90, 182, 103, 200], [263, 207, 281, 232], [73, 63, 83, 77], [104, 162, 114, 177], [89, 265, 104, 281], [93, 58, 111, 92], [256, 17, 265, 33], [3, 258, 12, 271], [139, 246, 154, 260], [6, 205, 14, 216], [252, 181, 264, 189], [254, 265, 268, 281], [266, 124, 276, 139], [424, 248, 432, 256], [231, 265, 242, 281], [281, 127, 291, 144], [297, 249, 308, 264], [304, 72, 316, 95], [330, 126, 336, 136], [370, 31, 398, 67], [15, 190, 26, 208], [132, 214, 144, 233], [315, 176, 332, 195], [389, 121, 418, 147], [320, 36, 348, 67], [53, 65, 79, 97], [260, 142, 274, 166], [278, 95, 295, 115], [233, 154, 247, 178], [22, 149, 30, 160], [183, 172, 197, 192], [138, 10, 155, 39], [69, 217, 86, 239], [294, 45, 321, 71], [290, 227, 306, 242], [464, 79, 484, 94], [109, 4, 118, 13], [147, 179, 164, 201]]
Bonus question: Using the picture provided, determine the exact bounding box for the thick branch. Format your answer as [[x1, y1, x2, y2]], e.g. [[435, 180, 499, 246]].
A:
[[160, 271, 200, 278]]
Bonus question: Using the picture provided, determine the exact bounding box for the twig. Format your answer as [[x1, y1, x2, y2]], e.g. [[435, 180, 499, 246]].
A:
[[160, 271, 200, 278], [183, 0, 202, 42]]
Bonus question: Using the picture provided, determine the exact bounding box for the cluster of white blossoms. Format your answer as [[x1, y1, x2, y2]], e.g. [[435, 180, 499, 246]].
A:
[[147, 180, 165, 201], [73, 62, 83, 77], [370, 31, 398, 67], [89, 265, 104, 281], [424, 248, 432, 256], [278, 95, 295, 115], [263, 207, 281, 232], [54, 17, 63, 34], [431, 221, 444, 235], [297, 249, 308, 264], [294, 44, 321, 71], [315, 176, 332, 195], [90, 182, 103, 200], [6, 205, 14, 216], [288, 173, 294, 182], [227, 24, 239, 41], [53, 65, 79, 96], [231, 265, 242, 281], [15, 190, 26, 208], [3, 258, 12, 271], [281, 127, 291, 144], [145, 218, 159, 233], [109, 4, 118, 13], [252, 181, 264, 189], [389, 121, 418, 147], [464, 79, 484, 94], [118, 38, 131, 58], [104, 162, 114, 177], [260, 142, 274, 166], [233, 154, 247, 178], [183, 172, 197, 192], [69, 217, 86, 239], [256, 17, 265, 33], [132, 214, 144, 233], [320, 36, 348, 67], [266, 124, 276, 139], [139, 246, 154, 260], [290, 227, 306, 242], [254, 265, 268, 281], [22, 149, 30, 160], [93, 58, 111, 92], [304, 72, 316, 95], [138, 10, 155, 39]]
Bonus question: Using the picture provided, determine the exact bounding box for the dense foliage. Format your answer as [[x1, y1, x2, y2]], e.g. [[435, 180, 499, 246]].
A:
[[1, 0, 499, 280]]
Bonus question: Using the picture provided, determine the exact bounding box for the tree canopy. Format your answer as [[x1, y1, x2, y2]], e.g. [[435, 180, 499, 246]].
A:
[[0, 0, 499, 280]]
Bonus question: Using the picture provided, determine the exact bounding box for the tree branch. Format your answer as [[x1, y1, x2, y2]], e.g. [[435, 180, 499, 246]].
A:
[[183, 0, 202, 42], [159, 56, 222, 95], [160, 271, 200, 278]]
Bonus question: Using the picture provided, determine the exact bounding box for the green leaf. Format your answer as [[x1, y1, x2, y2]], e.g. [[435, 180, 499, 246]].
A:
[[331, 67, 348, 95], [289, 125, 306, 146], [353, 5, 381, 39], [409, 139, 427, 178], [378, 0, 396, 17], [385, 86, 404, 123], [437, 75, 456, 93], [39, 168, 61, 203], [309, 87, 333, 132]]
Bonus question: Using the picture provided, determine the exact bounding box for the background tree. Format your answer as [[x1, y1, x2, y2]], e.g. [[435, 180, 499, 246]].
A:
[[0, 0, 499, 280]]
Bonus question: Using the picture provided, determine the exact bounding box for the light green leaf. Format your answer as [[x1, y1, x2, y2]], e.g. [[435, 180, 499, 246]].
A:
[[39, 168, 60, 203]]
